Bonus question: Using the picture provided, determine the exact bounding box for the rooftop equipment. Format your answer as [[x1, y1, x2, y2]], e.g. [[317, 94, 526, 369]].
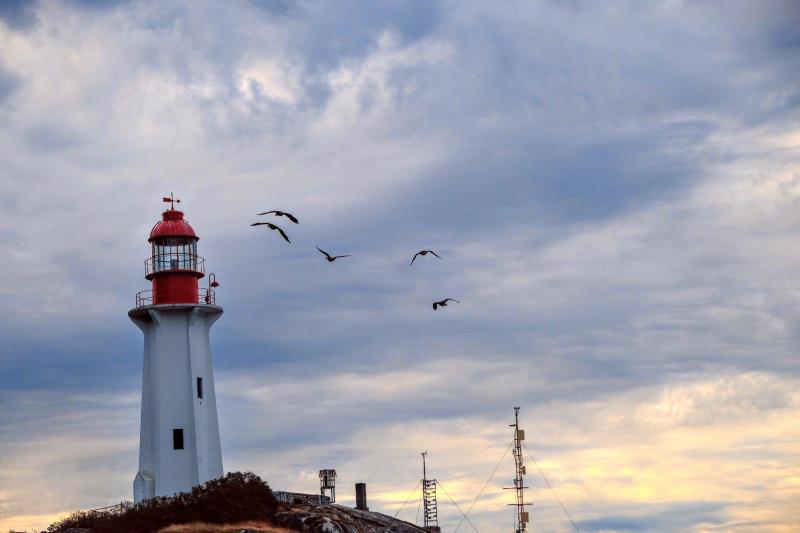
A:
[[319, 469, 337, 504]]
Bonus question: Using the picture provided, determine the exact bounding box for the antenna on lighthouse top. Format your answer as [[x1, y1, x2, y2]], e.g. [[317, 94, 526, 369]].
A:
[[162, 192, 181, 211]]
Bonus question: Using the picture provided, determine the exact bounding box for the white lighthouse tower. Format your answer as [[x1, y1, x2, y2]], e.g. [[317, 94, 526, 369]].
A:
[[129, 196, 224, 503]]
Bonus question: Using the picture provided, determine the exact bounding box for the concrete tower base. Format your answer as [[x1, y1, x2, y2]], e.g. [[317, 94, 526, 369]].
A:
[[130, 303, 224, 502]]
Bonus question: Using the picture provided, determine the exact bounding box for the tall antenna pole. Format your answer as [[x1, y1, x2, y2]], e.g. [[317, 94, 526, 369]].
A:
[[505, 407, 531, 532], [423, 450, 427, 484], [421, 451, 439, 530]]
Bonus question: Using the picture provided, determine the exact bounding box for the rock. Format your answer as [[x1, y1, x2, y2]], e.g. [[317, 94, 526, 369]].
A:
[[274, 504, 428, 533]]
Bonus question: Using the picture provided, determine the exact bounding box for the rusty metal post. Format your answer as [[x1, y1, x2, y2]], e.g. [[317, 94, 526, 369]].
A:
[[355, 483, 369, 511]]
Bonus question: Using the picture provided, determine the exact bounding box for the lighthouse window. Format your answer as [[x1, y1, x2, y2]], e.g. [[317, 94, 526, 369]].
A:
[[152, 238, 197, 272], [173, 428, 184, 450], [196, 377, 204, 399]]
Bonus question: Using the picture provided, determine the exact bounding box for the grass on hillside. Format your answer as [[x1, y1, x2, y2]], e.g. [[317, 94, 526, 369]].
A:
[[157, 521, 295, 533]]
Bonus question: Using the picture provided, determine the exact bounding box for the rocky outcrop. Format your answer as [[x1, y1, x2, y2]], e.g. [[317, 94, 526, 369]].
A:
[[274, 504, 428, 533], [52, 504, 428, 533]]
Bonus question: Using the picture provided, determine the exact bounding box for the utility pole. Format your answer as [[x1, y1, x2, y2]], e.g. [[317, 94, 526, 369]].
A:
[[421, 451, 440, 531], [505, 407, 531, 532]]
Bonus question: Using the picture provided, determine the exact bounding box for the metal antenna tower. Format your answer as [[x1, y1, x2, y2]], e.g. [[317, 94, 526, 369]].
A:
[[505, 407, 531, 532], [421, 451, 440, 530]]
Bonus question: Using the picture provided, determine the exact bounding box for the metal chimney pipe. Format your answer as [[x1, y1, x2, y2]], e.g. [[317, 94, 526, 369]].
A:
[[355, 482, 368, 511]]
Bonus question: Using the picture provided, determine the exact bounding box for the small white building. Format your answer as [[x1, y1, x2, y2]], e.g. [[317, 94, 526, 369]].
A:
[[129, 199, 224, 503]]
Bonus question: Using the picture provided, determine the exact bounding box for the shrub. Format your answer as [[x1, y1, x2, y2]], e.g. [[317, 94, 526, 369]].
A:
[[48, 472, 279, 533]]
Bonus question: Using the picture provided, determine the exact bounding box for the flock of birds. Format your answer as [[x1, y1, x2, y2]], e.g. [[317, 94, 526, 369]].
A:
[[251, 210, 460, 311]]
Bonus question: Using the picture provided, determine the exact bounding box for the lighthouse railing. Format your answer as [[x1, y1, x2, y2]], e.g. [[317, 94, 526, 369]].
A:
[[135, 288, 216, 308], [144, 253, 205, 277]]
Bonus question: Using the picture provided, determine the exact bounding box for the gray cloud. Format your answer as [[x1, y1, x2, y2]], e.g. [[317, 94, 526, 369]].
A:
[[0, 65, 18, 102], [0, 1, 37, 29]]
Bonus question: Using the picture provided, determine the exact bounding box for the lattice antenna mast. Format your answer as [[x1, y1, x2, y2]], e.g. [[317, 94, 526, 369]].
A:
[[421, 451, 439, 528], [505, 407, 531, 532]]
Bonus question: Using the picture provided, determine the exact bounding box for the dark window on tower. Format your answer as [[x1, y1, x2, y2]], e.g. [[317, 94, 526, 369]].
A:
[[173, 428, 184, 450], [197, 377, 204, 399]]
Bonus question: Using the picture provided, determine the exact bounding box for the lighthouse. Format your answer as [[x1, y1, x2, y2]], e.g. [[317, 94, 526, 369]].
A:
[[129, 197, 224, 503]]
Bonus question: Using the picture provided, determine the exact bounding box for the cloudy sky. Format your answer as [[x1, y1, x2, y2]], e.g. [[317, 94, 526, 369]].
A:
[[1, 0, 799, 531]]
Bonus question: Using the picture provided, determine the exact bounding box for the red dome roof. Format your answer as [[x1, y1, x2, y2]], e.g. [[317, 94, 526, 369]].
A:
[[149, 210, 199, 241]]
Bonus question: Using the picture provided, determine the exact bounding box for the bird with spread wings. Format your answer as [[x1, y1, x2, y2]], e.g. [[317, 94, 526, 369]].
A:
[[410, 249, 441, 265], [256, 210, 299, 224], [250, 222, 291, 243], [432, 298, 460, 310], [317, 246, 350, 262]]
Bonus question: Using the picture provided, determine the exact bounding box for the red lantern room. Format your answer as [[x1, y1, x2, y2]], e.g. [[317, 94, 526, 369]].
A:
[[135, 196, 217, 307]]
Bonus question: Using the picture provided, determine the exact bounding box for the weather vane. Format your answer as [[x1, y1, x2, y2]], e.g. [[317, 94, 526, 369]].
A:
[[162, 192, 181, 210]]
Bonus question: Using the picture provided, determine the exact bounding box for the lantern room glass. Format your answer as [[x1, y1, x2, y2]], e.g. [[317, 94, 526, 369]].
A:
[[152, 238, 198, 272]]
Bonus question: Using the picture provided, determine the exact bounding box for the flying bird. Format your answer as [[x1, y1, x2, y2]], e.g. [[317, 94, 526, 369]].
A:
[[410, 249, 441, 265], [250, 222, 291, 243], [432, 298, 460, 310], [256, 210, 299, 224], [317, 246, 350, 262]]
